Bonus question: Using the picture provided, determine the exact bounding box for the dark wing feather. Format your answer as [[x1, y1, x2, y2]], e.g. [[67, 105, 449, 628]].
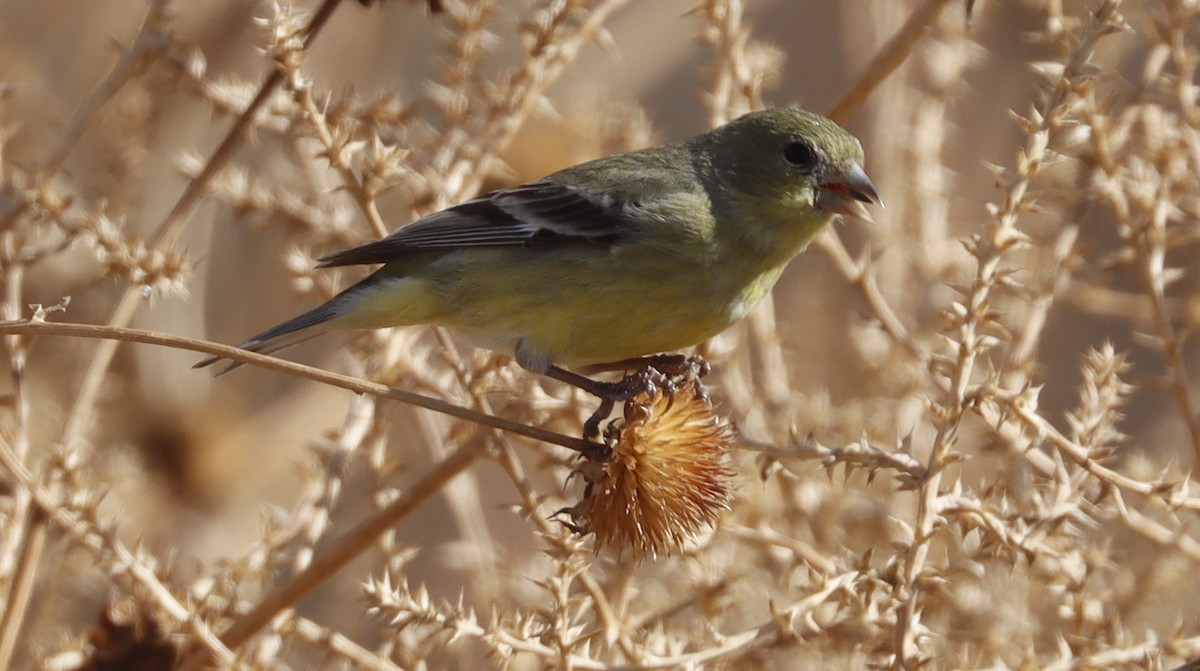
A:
[[318, 180, 622, 268]]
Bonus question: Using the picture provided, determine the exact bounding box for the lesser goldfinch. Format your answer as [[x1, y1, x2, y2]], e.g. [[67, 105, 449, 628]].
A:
[[197, 108, 879, 389]]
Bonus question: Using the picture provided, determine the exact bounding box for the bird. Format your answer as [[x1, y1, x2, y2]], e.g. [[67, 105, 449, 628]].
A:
[[196, 107, 879, 401]]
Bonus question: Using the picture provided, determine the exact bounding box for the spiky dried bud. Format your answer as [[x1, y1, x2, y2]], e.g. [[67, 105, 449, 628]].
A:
[[564, 379, 734, 559], [87, 213, 190, 295]]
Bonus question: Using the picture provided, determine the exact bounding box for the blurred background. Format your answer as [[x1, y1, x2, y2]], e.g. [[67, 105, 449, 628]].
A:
[[2, 0, 1198, 668]]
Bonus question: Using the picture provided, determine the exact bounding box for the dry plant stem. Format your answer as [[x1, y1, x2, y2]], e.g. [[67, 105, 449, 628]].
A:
[[0, 319, 599, 455], [1094, 499, 1200, 563], [0, 524, 43, 671], [937, 494, 1074, 560], [434, 332, 639, 657], [424, 328, 500, 591], [701, 0, 794, 404], [1130, 9, 1200, 465], [739, 433, 926, 482], [813, 0, 958, 373], [429, 341, 636, 657], [0, 3, 353, 659], [893, 4, 1122, 666], [0, 1, 350, 657], [192, 393, 375, 640], [489, 440, 642, 661], [290, 615, 404, 671], [364, 597, 612, 671], [0, 4, 174, 662], [197, 400, 375, 636], [1044, 634, 1200, 671], [286, 63, 389, 239], [0, 266, 34, 670], [0, 4, 169, 657], [703, 0, 761, 124], [1136, 229, 1200, 461], [1076, 6, 1200, 463], [294, 389, 376, 574], [1004, 225, 1079, 372], [148, 0, 343, 253], [669, 571, 862, 667], [825, 0, 958, 126], [384, 571, 862, 670], [437, 0, 493, 131], [422, 335, 628, 652], [174, 439, 481, 670], [440, 0, 631, 201], [59, 0, 350, 456], [725, 525, 838, 575], [904, 16, 966, 277], [0, 0, 170, 233], [814, 230, 922, 359], [439, 358, 640, 656], [366, 567, 864, 669], [0, 412, 235, 665], [1062, 282, 1172, 328], [1001, 390, 1200, 511]]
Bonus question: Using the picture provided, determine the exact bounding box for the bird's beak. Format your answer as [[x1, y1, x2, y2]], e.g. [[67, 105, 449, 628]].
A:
[[817, 163, 882, 222]]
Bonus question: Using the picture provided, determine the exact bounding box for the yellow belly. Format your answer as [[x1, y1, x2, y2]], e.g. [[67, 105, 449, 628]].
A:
[[432, 248, 788, 367], [335, 243, 793, 368]]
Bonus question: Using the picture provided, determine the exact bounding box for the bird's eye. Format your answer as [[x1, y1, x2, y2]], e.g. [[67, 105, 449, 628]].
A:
[[783, 140, 817, 169]]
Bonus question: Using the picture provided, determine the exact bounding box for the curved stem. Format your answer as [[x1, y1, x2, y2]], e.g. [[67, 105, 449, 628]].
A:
[[0, 319, 598, 455]]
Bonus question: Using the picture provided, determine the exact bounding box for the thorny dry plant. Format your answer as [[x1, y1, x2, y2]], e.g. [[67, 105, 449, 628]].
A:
[[1, 0, 1200, 668]]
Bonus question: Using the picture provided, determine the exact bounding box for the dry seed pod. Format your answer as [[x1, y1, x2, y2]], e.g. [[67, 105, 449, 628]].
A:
[[564, 378, 735, 559]]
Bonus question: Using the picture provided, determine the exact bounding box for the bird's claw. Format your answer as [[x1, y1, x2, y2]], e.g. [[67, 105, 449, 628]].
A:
[[578, 354, 711, 445], [583, 397, 615, 442]]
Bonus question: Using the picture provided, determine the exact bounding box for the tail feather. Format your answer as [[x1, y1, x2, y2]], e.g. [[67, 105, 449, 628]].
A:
[[194, 301, 341, 375]]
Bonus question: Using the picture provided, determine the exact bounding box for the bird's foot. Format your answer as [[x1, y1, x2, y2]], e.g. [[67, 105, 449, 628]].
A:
[[548, 355, 711, 443], [577, 368, 660, 441], [644, 354, 710, 402]]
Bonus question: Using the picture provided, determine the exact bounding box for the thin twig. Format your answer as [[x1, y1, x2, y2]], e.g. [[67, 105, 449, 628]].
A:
[[0, 4, 176, 660], [0, 403, 235, 665], [892, 3, 1123, 666], [0, 1, 172, 233], [175, 437, 481, 670], [0, 319, 599, 455], [826, 0, 958, 125]]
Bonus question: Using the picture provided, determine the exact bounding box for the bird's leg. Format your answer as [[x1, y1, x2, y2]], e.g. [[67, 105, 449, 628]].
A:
[[544, 365, 653, 399], [545, 365, 660, 440], [585, 354, 711, 399], [586, 353, 710, 380], [583, 397, 615, 442], [546, 354, 713, 441]]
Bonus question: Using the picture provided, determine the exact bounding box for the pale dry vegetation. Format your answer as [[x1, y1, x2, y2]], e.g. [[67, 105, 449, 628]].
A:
[[1, 0, 1199, 668]]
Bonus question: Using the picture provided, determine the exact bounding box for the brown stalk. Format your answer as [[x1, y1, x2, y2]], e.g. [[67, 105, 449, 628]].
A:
[[0, 3, 174, 662], [0, 319, 599, 454], [892, 3, 1124, 666], [175, 438, 481, 670], [825, 0, 959, 125], [0, 3, 353, 659]]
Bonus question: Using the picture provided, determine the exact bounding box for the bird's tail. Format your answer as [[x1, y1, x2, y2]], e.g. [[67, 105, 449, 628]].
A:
[[194, 301, 342, 375]]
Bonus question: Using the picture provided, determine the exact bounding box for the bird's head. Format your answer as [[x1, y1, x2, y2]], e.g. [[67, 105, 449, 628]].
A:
[[700, 108, 881, 233]]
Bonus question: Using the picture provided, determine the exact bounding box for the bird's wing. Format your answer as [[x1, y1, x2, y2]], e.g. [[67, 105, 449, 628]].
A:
[[318, 180, 626, 268]]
